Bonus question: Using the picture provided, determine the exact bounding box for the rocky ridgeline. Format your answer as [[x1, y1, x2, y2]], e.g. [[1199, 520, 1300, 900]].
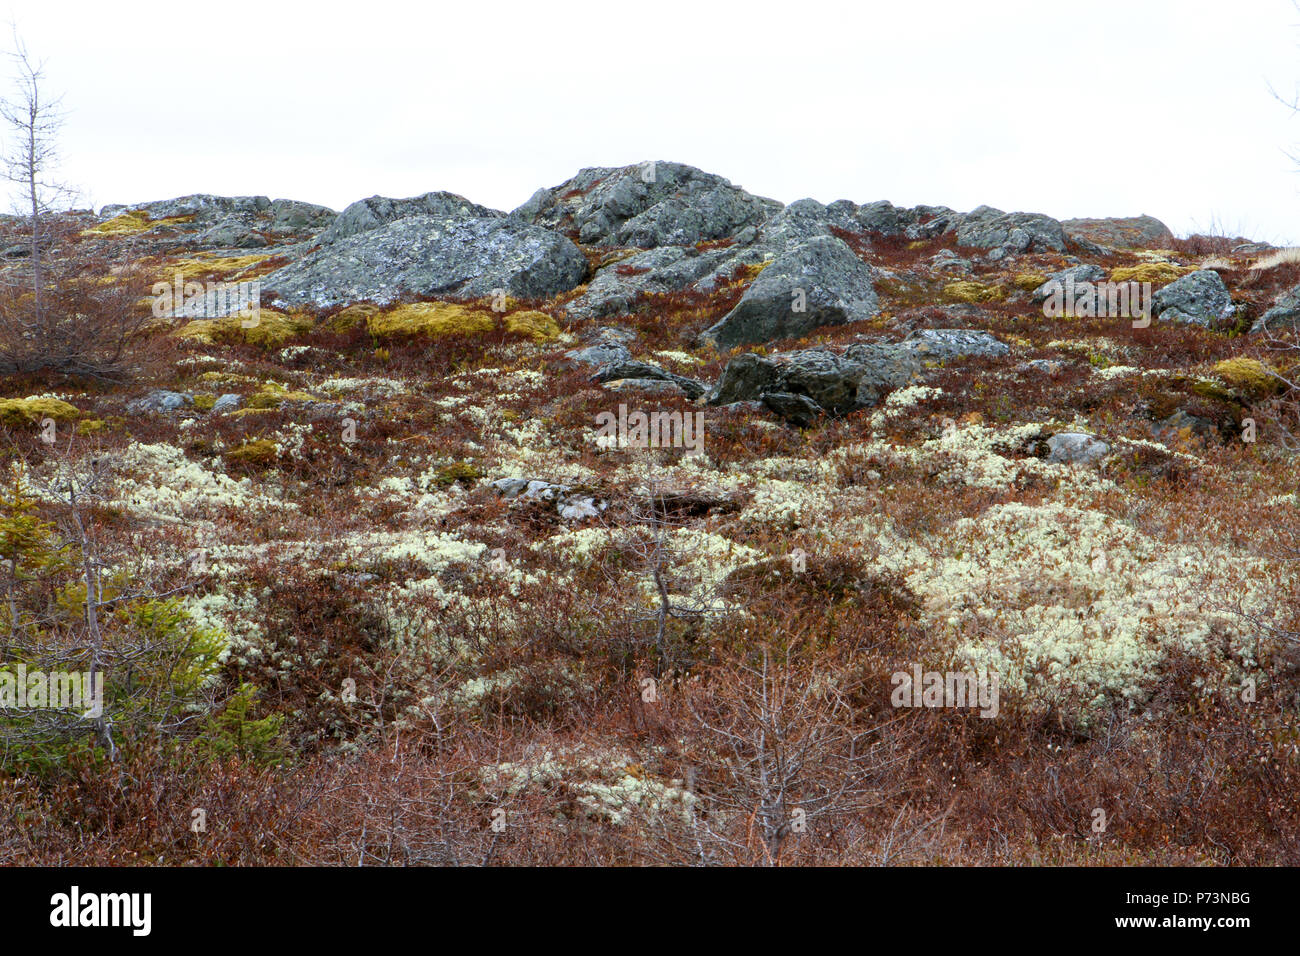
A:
[[87, 160, 1300, 427]]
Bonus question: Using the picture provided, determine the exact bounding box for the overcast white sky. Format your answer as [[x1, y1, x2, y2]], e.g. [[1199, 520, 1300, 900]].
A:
[[4, 0, 1299, 243]]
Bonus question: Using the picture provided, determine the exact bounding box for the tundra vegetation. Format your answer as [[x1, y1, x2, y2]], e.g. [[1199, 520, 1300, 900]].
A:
[[0, 159, 1299, 866]]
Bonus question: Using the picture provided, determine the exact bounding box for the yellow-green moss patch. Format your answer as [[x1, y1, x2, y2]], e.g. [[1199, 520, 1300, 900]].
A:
[[942, 280, 1005, 304], [80, 210, 194, 238], [434, 461, 482, 487], [1012, 272, 1048, 292], [324, 303, 381, 333], [505, 310, 561, 343], [245, 383, 316, 409], [367, 302, 495, 341], [223, 439, 279, 465], [0, 397, 80, 426], [1110, 262, 1186, 284], [161, 254, 271, 282], [1212, 357, 1284, 400], [175, 309, 313, 348]]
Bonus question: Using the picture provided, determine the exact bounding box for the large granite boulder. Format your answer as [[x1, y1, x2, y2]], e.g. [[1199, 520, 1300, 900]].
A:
[[1152, 270, 1234, 327], [1061, 214, 1174, 250], [706, 343, 921, 421], [321, 192, 502, 244], [92, 194, 335, 249], [511, 161, 782, 248], [260, 214, 587, 308], [698, 236, 878, 349], [954, 205, 1069, 256]]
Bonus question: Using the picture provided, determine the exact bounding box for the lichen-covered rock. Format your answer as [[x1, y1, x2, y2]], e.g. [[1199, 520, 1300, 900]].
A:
[[491, 477, 605, 521], [1110, 261, 1185, 284], [1152, 269, 1234, 327], [1046, 432, 1110, 465], [99, 194, 272, 224], [698, 236, 878, 348], [1030, 264, 1108, 303], [321, 192, 502, 244], [512, 161, 781, 248], [210, 393, 243, 414], [268, 199, 336, 236], [565, 339, 633, 368], [194, 217, 269, 249], [1061, 214, 1174, 250], [0, 397, 80, 426], [1250, 282, 1300, 333], [590, 360, 707, 399], [1211, 357, 1282, 399], [754, 198, 866, 247], [706, 343, 920, 421], [90, 194, 335, 251], [504, 310, 561, 342], [126, 389, 193, 415], [941, 280, 1005, 304], [600, 378, 691, 397], [756, 198, 958, 248], [174, 309, 313, 348], [260, 215, 587, 308], [954, 205, 1069, 256], [1033, 264, 1110, 299], [562, 245, 737, 320], [554, 191, 960, 324], [901, 328, 1011, 362]]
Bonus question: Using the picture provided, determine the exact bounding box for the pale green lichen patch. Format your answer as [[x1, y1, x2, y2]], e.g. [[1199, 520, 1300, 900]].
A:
[[876, 501, 1274, 717], [478, 747, 696, 827]]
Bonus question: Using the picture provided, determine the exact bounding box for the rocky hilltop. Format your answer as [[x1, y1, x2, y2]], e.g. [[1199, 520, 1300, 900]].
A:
[[5, 161, 1300, 864]]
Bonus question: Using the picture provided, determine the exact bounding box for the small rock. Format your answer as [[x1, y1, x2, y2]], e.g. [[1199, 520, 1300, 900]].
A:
[[591, 360, 707, 399], [930, 249, 973, 274], [1022, 359, 1065, 375], [524, 480, 567, 501], [566, 341, 633, 368], [127, 389, 193, 414], [1046, 432, 1110, 465], [492, 477, 531, 497], [1152, 409, 1218, 445], [1030, 264, 1108, 303], [761, 391, 822, 426], [601, 378, 692, 396], [901, 328, 1010, 361], [558, 497, 604, 520], [1251, 282, 1300, 334], [210, 393, 243, 414]]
